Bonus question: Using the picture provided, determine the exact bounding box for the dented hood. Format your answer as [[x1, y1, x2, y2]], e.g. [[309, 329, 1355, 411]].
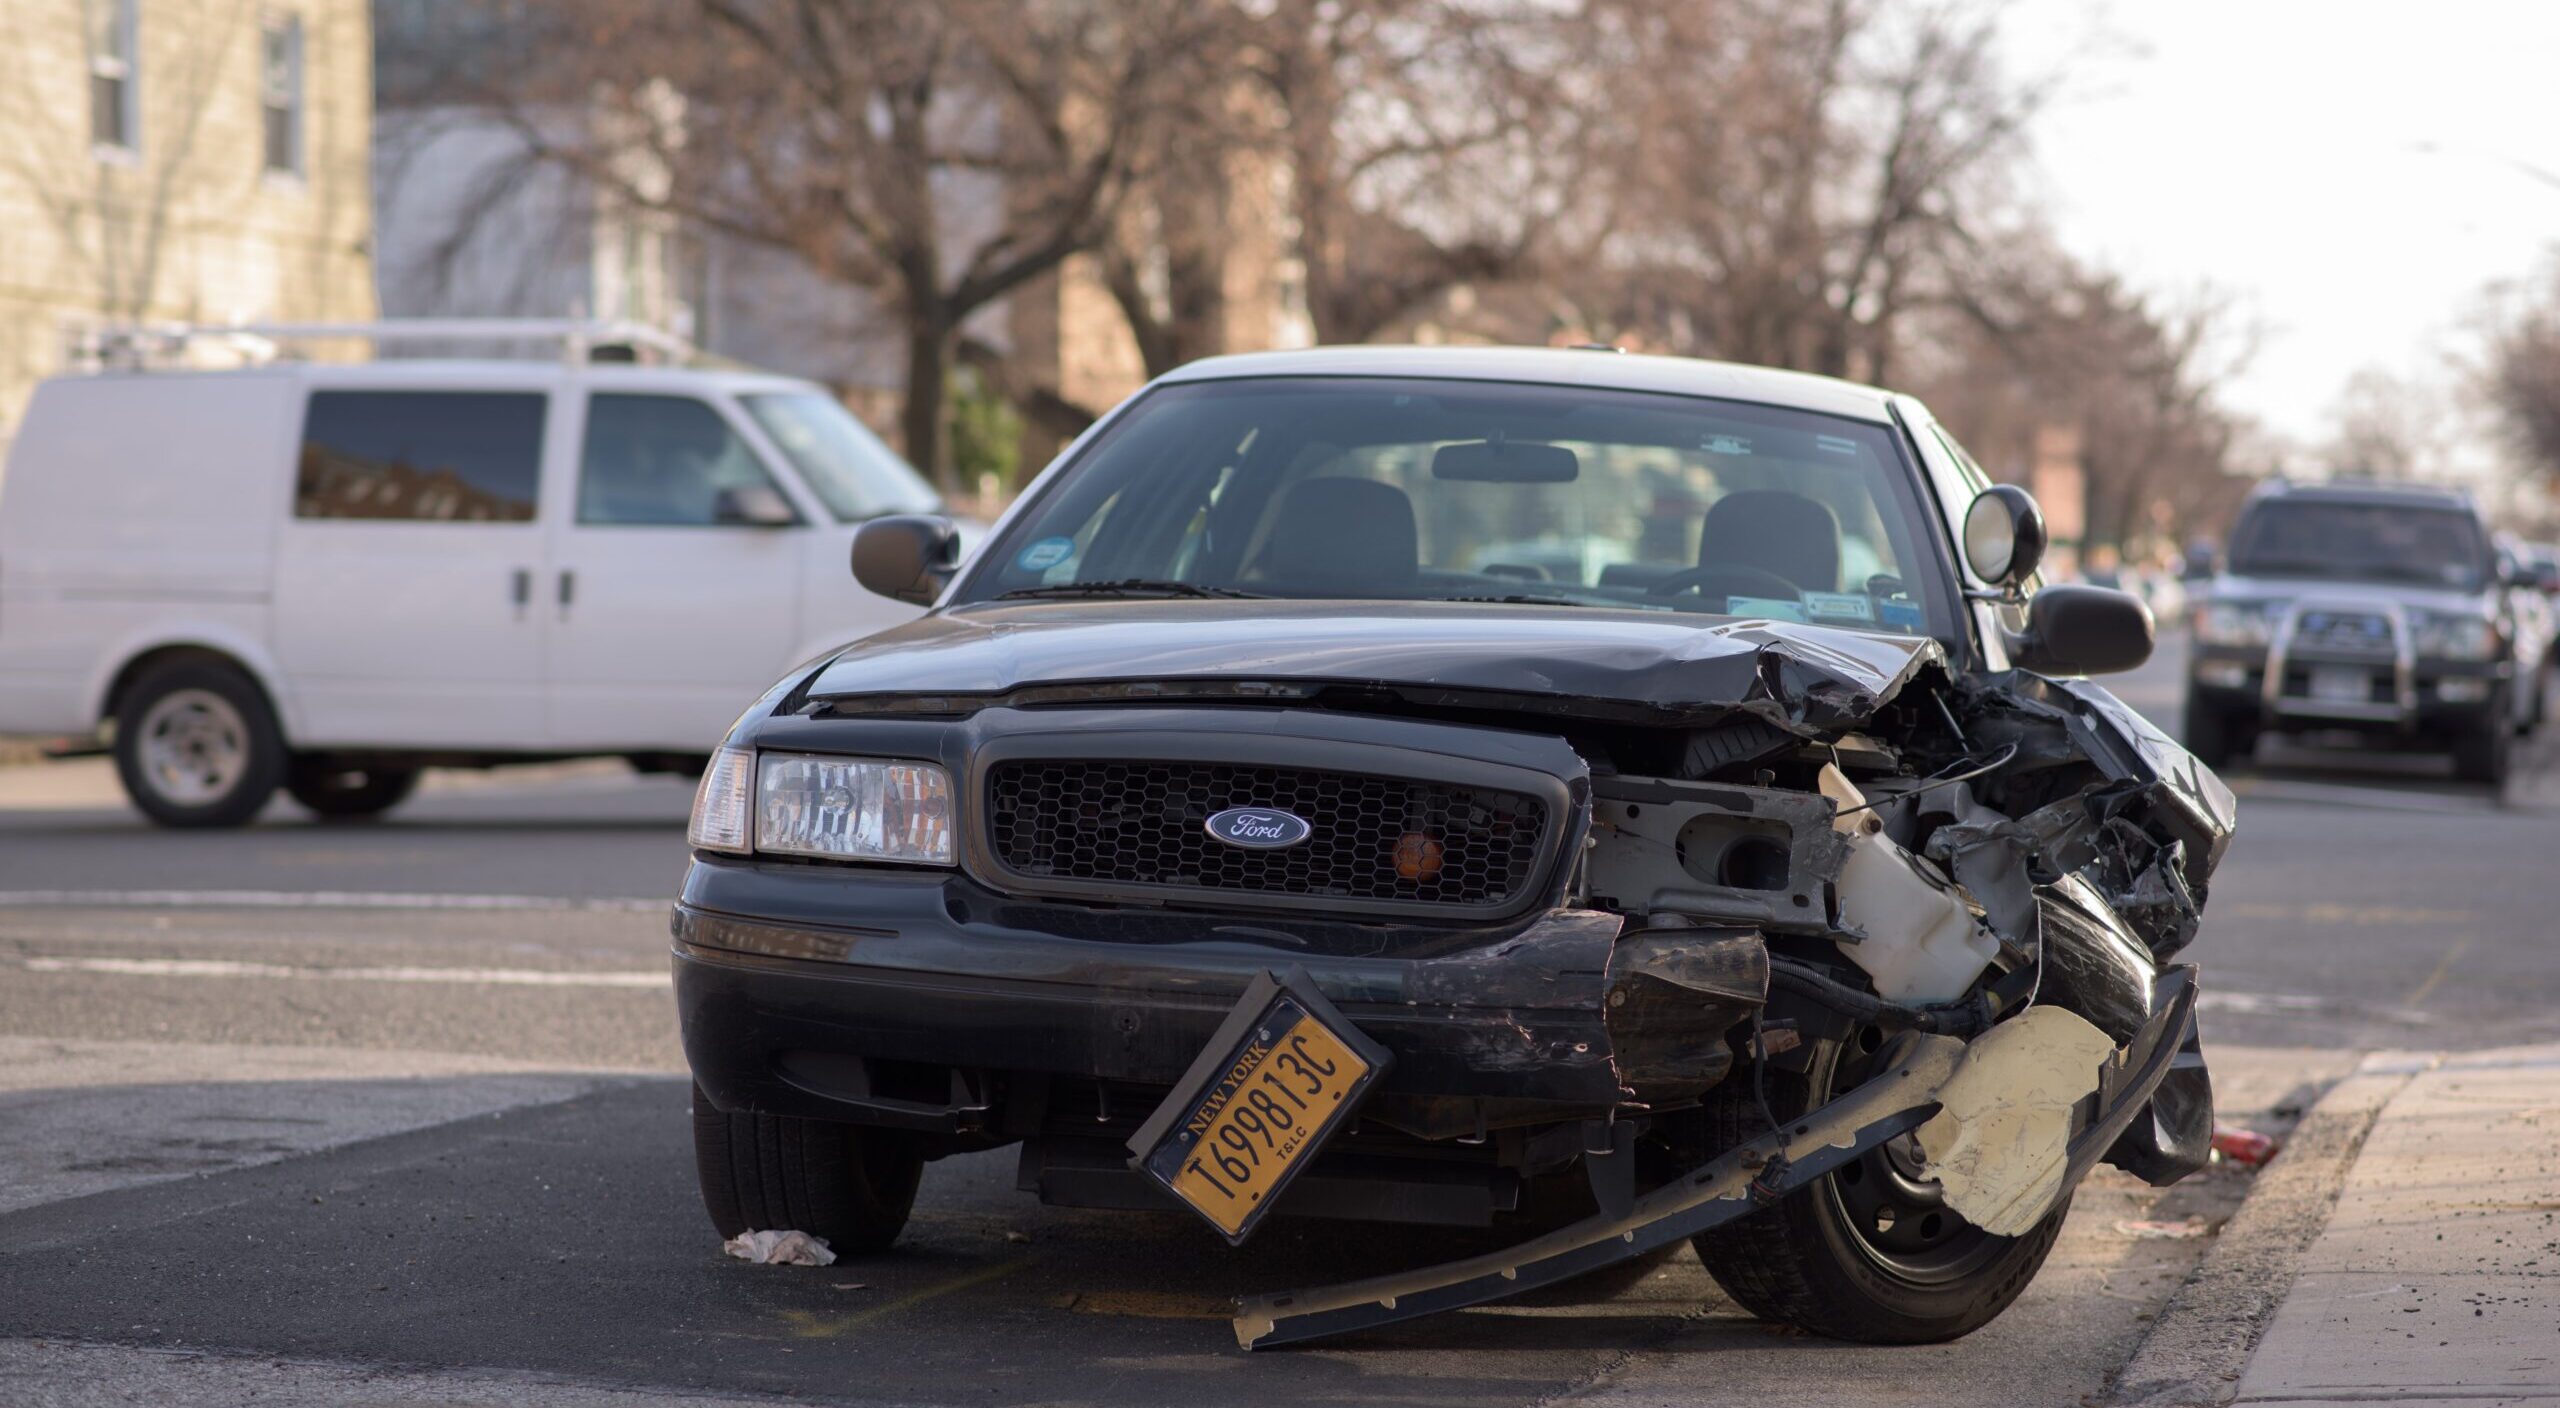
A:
[[803, 600, 1945, 731]]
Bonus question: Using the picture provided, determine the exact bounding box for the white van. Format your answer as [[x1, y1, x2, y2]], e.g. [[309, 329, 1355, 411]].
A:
[[0, 328, 961, 826]]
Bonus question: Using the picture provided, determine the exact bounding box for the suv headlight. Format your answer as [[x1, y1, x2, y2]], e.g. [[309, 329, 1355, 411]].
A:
[[2412, 612, 2501, 661], [2195, 601, 2273, 647], [686, 747, 957, 865]]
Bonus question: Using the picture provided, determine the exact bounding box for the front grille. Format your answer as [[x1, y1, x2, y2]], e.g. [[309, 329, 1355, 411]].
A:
[[985, 760, 1549, 912], [2293, 610, 2393, 654]]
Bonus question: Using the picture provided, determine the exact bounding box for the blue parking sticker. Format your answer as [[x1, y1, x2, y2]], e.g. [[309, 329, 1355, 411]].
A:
[[1879, 599, 1926, 632], [1017, 536, 1075, 572]]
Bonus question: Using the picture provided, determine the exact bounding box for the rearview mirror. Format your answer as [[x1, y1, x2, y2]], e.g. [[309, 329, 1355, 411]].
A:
[[1431, 439, 1580, 483], [713, 484, 798, 527], [851, 515, 960, 606], [1963, 485, 2047, 589], [2009, 583, 2154, 676]]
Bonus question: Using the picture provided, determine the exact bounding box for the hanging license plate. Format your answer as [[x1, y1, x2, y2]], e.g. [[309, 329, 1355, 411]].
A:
[[1127, 970, 1390, 1245]]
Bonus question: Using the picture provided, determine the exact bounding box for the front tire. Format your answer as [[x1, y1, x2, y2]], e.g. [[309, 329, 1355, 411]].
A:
[[2181, 694, 2247, 771], [287, 760, 422, 820], [2453, 695, 2512, 787], [691, 1084, 922, 1254], [1691, 1033, 2069, 1343], [112, 657, 287, 828]]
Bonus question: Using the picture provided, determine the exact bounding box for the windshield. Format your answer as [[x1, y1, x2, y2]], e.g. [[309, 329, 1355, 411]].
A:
[[957, 377, 1946, 636], [742, 391, 942, 522], [2229, 500, 2488, 591]]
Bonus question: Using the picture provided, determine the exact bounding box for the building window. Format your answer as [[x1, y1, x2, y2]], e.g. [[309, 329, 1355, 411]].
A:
[[260, 13, 303, 175], [88, 0, 138, 155]]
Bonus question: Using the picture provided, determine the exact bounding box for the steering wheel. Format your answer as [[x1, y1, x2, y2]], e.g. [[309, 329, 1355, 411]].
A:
[[1646, 562, 1805, 601]]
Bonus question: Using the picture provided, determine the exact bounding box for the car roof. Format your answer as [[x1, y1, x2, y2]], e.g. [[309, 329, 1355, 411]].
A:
[[1155, 346, 1904, 424], [2245, 478, 2477, 512], [52, 360, 820, 395]]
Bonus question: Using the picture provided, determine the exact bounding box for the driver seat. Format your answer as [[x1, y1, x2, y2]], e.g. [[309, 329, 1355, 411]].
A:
[[1698, 491, 1842, 593]]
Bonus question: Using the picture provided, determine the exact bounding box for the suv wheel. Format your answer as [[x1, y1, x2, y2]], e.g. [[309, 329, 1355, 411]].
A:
[[112, 657, 287, 828], [2453, 694, 2512, 787], [691, 1084, 922, 1254], [287, 759, 423, 820], [1690, 1032, 2068, 1343], [2181, 696, 2247, 771]]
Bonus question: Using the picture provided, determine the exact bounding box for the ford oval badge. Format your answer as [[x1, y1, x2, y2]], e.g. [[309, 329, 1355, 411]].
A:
[[1205, 807, 1313, 850]]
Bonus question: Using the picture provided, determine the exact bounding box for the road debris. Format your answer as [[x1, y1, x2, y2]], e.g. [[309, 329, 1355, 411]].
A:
[[2116, 1218, 2215, 1240], [2213, 1127, 2281, 1167], [722, 1229, 836, 1267]]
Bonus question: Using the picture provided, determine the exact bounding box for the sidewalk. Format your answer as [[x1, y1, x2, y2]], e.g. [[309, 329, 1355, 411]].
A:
[[2226, 1046, 2560, 1406]]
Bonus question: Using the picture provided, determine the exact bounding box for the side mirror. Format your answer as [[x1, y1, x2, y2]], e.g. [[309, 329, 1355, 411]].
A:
[[2010, 583, 2154, 676], [1963, 485, 2048, 590], [851, 514, 960, 606], [712, 484, 798, 527]]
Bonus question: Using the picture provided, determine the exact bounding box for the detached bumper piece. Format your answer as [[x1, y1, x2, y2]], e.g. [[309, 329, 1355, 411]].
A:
[[1233, 966, 2199, 1350]]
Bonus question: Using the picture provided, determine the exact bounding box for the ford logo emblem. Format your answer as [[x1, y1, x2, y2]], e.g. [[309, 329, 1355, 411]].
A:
[[1204, 807, 1313, 850]]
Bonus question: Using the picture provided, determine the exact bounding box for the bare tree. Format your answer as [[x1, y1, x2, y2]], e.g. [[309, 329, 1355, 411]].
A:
[[2482, 256, 2560, 486]]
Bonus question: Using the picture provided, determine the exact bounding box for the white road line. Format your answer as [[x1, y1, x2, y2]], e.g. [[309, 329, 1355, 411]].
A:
[[2226, 779, 2499, 815], [0, 889, 666, 912], [18, 956, 671, 988]]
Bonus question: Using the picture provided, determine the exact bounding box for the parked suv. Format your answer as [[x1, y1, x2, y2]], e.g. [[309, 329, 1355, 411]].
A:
[[0, 325, 959, 826], [675, 348, 2231, 1349], [2185, 480, 2539, 784]]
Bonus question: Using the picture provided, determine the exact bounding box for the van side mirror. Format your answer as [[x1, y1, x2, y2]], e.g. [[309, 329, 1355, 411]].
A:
[[852, 515, 960, 606], [1963, 485, 2047, 590], [712, 484, 798, 527], [2009, 583, 2154, 676]]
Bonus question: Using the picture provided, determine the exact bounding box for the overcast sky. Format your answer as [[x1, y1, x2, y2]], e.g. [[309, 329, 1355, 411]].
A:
[[2010, 2, 2560, 451]]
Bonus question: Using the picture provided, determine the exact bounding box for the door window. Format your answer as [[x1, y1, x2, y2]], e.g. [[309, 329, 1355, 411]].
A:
[[296, 390, 547, 522], [578, 394, 795, 526]]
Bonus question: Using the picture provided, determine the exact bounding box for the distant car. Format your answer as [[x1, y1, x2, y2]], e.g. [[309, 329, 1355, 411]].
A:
[[2185, 480, 2538, 783], [0, 329, 964, 826]]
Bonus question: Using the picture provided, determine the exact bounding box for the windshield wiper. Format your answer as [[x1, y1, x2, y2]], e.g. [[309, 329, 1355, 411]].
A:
[[1427, 593, 1603, 608], [997, 578, 1267, 601]]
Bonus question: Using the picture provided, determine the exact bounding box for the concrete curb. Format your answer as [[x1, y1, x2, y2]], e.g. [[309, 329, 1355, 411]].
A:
[[2105, 1061, 2416, 1407]]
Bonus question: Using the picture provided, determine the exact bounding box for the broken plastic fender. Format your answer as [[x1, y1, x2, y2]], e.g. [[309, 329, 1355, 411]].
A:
[[1914, 1006, 2115, 1235]]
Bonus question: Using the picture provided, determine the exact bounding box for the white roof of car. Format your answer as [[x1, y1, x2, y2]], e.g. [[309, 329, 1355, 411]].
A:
[[1157, 345, 1904, 423]]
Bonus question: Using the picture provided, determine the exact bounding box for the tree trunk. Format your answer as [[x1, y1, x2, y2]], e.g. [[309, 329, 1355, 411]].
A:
[[902, 319, 953, 493]]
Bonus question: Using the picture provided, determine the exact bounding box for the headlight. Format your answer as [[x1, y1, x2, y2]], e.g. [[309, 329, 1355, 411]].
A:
[[688, 746, 755, 854], [755, 753, 955, 865], [2413, 612, 2500, 661], [2195, 601, 2272, 647]]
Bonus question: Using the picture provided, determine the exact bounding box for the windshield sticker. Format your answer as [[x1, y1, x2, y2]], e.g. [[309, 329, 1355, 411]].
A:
[[1815, 435, 1861, 457], [1803, 591, 1876, 623], [1879, 599, 1926, 632], [1017, 536, 1076, 572], [1702, 434, 1753, 456], [1726, 594, 1808, 623]]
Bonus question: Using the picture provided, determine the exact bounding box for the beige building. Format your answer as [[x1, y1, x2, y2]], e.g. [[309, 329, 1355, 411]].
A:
[[0, 0, 375, 454]]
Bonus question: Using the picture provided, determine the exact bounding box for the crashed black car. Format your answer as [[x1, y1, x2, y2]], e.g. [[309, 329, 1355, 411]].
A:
[[674, 347, 2233, 1349]]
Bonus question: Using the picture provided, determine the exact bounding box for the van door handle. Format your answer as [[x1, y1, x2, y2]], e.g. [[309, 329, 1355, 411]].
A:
[[510, 568, 531, 614], [557, 569, 576, 615]]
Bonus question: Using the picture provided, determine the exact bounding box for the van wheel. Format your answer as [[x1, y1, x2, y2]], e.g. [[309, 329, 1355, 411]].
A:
[[287, 760, 422, 820], [113, 658, 287, 828], [691, 1083, 922, 1254], [1690, 1032, 2069, 1343]]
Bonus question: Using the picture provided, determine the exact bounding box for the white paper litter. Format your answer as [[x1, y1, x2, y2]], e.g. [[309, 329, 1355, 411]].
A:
[[722, 1229, 837, 1266]]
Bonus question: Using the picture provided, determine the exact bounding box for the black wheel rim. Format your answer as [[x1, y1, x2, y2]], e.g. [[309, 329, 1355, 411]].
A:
[[1816, 1025, 2009, 1285]]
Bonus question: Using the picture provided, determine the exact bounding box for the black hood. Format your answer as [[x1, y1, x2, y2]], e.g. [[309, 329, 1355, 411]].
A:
[[802, 600, 1947, 733]]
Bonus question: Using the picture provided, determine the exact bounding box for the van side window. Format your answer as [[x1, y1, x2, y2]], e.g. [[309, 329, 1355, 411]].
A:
[[579, 394, 792, 527], [296, 391, 547, 522]]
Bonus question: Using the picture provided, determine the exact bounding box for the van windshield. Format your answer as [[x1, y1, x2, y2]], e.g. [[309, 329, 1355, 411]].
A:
[[742, 392, 942, 522], [955, 376, 1947, 637]]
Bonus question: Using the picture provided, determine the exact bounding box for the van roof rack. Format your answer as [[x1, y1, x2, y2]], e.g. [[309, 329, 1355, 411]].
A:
[[64, 318, 699, 370]]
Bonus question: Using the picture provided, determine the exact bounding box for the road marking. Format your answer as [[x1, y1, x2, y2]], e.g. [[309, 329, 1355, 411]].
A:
[[781, 1258, 1037, 1336], [2198, 990, 2434, 1025], [2221, 902, 2478, 926], [18, 956, 670, 988], [2400, 935, 2472, 1008], [2221, 779, 2500, 815], [0, 889, 666, 912]]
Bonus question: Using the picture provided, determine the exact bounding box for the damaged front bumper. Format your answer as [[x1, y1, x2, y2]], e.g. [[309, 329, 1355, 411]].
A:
[[1236, 964, 2200, 1348]]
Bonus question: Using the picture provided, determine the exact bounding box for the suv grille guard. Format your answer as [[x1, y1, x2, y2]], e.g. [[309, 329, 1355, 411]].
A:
[[2262, 596, 2414, 721], [1234, 966, 2199, 1349]]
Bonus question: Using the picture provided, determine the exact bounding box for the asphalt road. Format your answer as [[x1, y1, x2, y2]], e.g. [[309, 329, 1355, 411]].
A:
[[0, 631, 2550, 1406]]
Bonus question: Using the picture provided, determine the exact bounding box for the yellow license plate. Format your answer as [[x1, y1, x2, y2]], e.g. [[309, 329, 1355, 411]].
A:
[[1131, 975, 1387, 1244]]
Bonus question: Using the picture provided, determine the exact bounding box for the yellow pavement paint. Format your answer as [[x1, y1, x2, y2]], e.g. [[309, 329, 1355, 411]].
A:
[[2221, 902, 2477, 927], [2400, 935, 2472, 1007], [779, 1257, 1034, 1337]]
